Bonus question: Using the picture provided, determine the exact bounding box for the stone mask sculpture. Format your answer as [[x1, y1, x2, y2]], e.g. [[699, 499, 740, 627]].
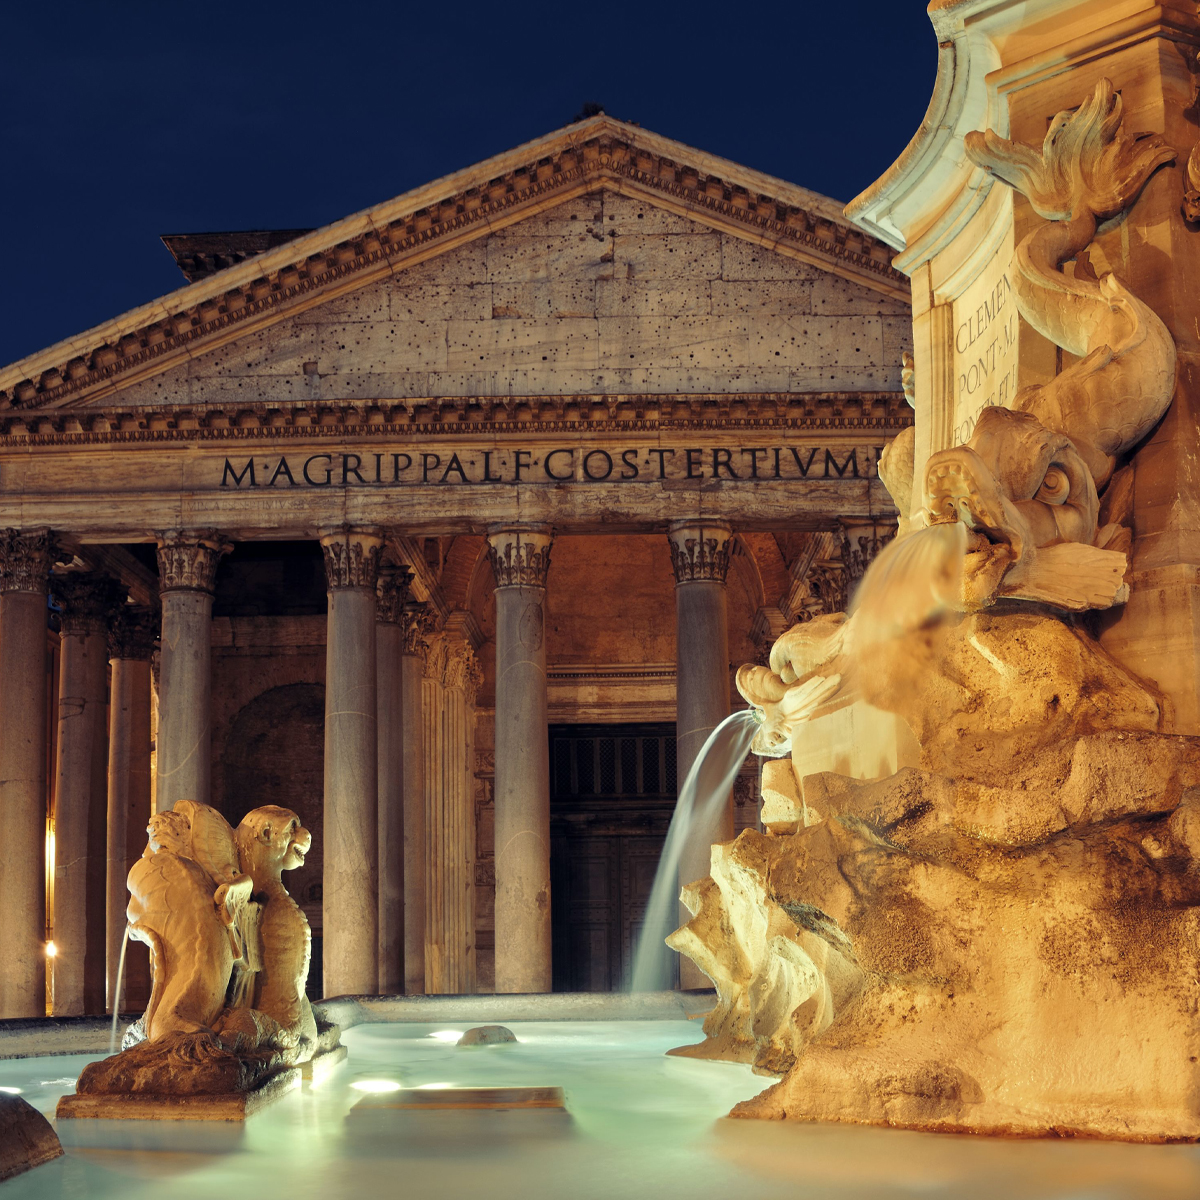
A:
[[70, 800, 325, 1104], [673, 81, 1200, 1142]]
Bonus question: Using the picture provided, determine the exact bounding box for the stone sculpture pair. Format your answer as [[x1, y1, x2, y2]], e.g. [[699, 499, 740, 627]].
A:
[[73, 800, 320, 1101], [675, 80, 1200, 1140]]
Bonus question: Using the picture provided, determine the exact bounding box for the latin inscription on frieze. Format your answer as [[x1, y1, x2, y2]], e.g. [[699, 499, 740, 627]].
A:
[[219, 444, 886, 489]]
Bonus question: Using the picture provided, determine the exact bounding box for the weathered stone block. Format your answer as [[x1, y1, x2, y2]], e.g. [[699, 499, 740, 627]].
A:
[[391, 284, 492, 322], [615, 233, 722, 280], [485, 235, 613, 284], [749, 315, 885, 369], [595, 279, 711, 317], [720, 236, 823, 281], [811, 277, 911, 316], [393, 240, 487, 286], [0, 1095, 62, 1181], [711, 280, 811, 318], [490, 280, 598, 320], [595, 315, 748, 370], [445, 318, 600, 372]]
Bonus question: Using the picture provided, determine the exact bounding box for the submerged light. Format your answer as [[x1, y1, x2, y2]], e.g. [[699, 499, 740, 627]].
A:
[[428, 1030, 462, 1042], [349, 1079, 403, 1093], [413, 1082, 456, 1089], [0, 1086, 22, 1095]]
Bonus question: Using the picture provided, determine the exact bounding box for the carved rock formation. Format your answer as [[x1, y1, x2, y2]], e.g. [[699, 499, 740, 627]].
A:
[[674, 82, 1200, 1140], [671, 733, 1200, 1140], [0, 1094, 62, 1181]]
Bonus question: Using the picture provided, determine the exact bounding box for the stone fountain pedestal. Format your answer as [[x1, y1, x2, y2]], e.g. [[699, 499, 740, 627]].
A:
[[56, 1015, 346, 1122]]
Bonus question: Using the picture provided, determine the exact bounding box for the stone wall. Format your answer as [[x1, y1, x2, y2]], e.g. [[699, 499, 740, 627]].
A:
[[106, 193, 910, 408]]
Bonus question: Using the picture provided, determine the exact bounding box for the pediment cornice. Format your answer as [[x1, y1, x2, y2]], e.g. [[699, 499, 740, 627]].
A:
[[1, 117, 908, 414], [0, 391, 911, 447]]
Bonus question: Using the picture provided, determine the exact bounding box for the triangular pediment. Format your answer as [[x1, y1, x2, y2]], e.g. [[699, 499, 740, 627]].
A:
[[0, 116, 909, 412]]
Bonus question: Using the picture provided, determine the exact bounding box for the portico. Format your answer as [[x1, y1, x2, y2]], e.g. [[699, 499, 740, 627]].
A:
[[0, 114, 910, 1015]]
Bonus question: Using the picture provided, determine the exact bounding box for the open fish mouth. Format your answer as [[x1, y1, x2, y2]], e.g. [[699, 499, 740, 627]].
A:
[[923, 452, 1026, 606]]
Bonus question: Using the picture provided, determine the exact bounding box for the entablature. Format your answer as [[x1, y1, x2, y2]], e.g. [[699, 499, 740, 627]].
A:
[[0, 391, 910, 445]]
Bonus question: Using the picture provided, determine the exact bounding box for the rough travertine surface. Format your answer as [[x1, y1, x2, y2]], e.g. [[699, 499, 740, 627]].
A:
[[0, 1094, 62, 1181], [672, 733, 1200, 1139], [104, 194, 909, 407]]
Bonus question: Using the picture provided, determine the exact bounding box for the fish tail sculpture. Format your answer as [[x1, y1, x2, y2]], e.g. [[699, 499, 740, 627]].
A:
[[966, 78, 1177, 491]]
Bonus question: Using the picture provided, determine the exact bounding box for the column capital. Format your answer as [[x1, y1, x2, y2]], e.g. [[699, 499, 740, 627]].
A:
[[424, 631, 482, 703], [108, 605, 158, 661], [0, 528, 58, 595], [667, 520, 733, 585], [155, 532, 232, 594], [320, 527, 383, 590], [401, 601, 435, 656], [376, 565, 414, 624], [486, 524, 553, 589], [838, 520, 896, 594], [52, 572, 123, 636]]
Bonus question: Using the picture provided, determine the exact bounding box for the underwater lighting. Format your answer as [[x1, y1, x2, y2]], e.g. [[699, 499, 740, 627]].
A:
[[413, 1082, 456, 1090], [428, 1030, 463, 1042], [44, 941, 57, 958], [0, 1086, 22, 1095], [349, 1080, 403, 1093]]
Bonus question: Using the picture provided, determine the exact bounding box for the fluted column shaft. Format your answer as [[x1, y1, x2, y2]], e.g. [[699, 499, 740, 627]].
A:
[[375, 567, 412, 995], [155, 534, 229, 812], [321, 528, 383, 997], [423, 634, 480, 994], [488, 524, 554, 994], [401, 604, 430, 994], [51, 574, 119, 1016], [106, 608, 156, 1014], [669, 521, 732, 990], [0, 530, 55, 1018]]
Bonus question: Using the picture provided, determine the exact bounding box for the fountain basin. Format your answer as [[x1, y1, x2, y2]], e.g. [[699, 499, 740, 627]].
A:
[[1, 999, 1198, 1199]]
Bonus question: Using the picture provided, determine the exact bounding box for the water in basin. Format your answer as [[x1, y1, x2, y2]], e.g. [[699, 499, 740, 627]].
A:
[[2, 1020, 1198, 1199]]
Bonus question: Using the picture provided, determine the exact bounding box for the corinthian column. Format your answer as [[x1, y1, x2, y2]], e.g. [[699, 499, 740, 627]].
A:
[[155, 533, 229, 812], [0, 530, 55, 1018], [106, 606, 156, 1014], [376, 565, 412, 995], [668, 520, 732, 990], [51, 573, 120, 1016], [401, 602, 431, 994], [487, 524, 554, 994], [321, 527, 383, 997]]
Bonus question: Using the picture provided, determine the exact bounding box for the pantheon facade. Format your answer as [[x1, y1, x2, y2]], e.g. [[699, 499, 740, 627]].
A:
[[0, 116, 911, 1017]]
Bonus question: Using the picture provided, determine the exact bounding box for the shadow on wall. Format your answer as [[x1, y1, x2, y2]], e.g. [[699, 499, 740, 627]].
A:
[[221, 682, 326, 995]]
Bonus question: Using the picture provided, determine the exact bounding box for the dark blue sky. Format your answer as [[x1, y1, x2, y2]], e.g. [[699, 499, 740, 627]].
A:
[[0, 1, 936, 368]]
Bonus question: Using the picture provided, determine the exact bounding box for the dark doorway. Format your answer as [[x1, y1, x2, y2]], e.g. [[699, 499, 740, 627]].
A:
[[550, 723, 678, 992], [221, 682, 326, 999]]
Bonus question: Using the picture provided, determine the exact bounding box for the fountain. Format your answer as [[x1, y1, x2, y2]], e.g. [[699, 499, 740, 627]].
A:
[[55, 800, 343, 1120], [669, 79, 1200, 1140]]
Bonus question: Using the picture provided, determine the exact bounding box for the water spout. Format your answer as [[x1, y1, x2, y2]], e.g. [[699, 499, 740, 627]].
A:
[[109, 925, 129, 1055], [848, 521, 967, 648], [630, 710, 761, 993]]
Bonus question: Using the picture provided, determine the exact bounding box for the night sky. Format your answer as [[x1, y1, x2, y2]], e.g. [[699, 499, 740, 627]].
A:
[[0, 2, 937, 369]]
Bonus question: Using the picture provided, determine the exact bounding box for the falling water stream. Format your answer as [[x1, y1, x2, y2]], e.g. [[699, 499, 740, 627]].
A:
[[628, 524, 969, 994], [109, 925, 130, 1054], [848, 520, 967, 644], [630, 709, 761, 993]]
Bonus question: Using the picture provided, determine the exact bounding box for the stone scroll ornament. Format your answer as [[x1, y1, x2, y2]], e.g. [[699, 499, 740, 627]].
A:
[[72, 801, 332, 1100], [671, 81, 1200, 1141]]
